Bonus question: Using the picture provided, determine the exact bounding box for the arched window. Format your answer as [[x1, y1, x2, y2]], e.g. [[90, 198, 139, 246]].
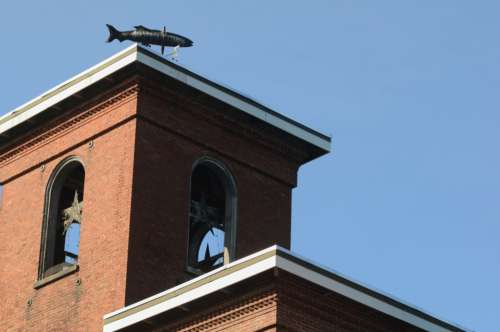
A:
[[39, 158, 85, 279], [187, 158, 237, 274]]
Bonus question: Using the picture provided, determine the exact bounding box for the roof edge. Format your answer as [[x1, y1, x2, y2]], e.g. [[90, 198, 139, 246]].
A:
[[1, 44, 331, 153], [0, 44, 139, 130], [102, 245, 472, 332]]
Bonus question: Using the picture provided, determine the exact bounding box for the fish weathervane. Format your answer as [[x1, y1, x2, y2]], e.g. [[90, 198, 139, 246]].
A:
[[106, 24, 193, 56]]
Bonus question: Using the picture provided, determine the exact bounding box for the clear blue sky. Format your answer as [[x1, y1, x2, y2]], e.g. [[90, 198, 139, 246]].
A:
[[1, 2, 498, 331]]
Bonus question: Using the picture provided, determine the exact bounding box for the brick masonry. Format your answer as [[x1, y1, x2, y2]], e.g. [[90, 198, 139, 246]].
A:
[[0, 65, 312, 330], [125, 272, 424, 332], [0, 81, 139, 331], [124, 76, 299, 304]]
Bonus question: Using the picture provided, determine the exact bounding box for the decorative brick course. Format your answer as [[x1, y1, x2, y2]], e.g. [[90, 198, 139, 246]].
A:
[[120, 273, 426, 332], [164, 291, 279, 332]]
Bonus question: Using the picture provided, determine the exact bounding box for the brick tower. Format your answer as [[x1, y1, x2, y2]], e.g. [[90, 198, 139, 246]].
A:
[[0, 45, 467, 332]]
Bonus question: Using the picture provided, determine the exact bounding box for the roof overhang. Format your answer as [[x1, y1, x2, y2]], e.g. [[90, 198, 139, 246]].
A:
[[0, 44, 331, 153], [103, 245, 470, 332]]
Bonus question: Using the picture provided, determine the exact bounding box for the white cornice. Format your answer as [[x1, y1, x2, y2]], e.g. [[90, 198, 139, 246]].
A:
[[0, 44, 331, 152], [102, 245, 471, 332]]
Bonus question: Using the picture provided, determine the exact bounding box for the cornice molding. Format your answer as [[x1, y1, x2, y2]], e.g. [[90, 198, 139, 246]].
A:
[[0, 84, 140, 167]]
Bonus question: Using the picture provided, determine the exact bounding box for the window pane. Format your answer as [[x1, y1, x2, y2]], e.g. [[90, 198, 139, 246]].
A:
[[197, 228, 224, 267], [64, 223, 80, 264]]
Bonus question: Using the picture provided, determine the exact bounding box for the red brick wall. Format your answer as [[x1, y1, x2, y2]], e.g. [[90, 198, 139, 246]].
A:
[[149, 290, 279, 332], [0, 71, 307, 330], [124, 85, 298, 303], [0, 85, 139, 331], [276, 272, 424, 332], [124, 273, 425, 332]]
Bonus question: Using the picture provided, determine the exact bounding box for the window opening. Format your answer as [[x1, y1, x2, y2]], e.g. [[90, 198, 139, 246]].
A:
[[187, 160, 236, 274], [197, 228, 225, 267], [40, 159, 84, 278], [62, 191, 82, 265]]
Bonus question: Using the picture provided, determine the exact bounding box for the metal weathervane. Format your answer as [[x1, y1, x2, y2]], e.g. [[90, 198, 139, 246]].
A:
[[106, 24, 193, 59]]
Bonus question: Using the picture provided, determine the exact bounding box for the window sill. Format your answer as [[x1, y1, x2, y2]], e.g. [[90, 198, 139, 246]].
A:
[[185, 263, 225, 277], [34, 264, 79, 289]]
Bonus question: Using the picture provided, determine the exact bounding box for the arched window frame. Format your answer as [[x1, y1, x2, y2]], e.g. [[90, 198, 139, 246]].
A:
[[38, 156, 85, 281], [186, 157, 237, 275]]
